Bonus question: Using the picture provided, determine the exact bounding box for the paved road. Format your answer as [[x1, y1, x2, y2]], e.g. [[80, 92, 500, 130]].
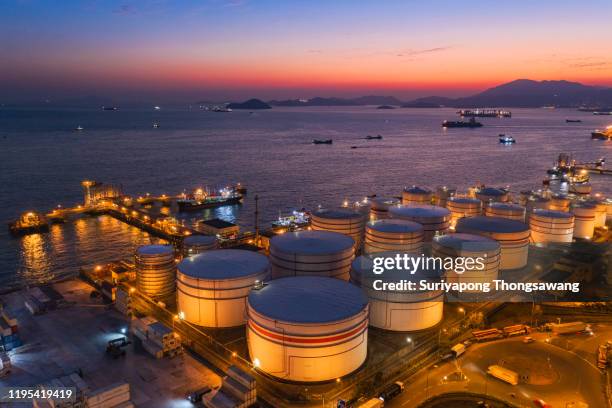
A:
[[387, 327, 610, 408]]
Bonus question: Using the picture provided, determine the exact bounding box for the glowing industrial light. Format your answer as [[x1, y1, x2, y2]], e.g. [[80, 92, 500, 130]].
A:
[[178, 311, 185, 320], [232, 352, 237, 357], [129, 287, 136, 293], [253, 358, 261, 368], [121, 328, 127, 334], [336, 378, 341, 383], [406, 337, 412, 343], [95, 265, 102, 272]]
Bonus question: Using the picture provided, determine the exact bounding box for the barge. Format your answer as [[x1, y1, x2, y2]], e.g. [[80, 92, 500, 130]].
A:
[[458, 109, 511, 118], [442, 118, 483, 128]]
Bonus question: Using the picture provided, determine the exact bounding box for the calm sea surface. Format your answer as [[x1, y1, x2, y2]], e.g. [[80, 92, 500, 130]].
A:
[[1, 106, 611, 288]]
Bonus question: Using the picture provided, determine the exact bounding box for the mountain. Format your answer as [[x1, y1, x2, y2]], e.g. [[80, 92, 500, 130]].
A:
[[402, 96, 454, 108], [227, 98, 271, 110], [269, 95, 402, 107]]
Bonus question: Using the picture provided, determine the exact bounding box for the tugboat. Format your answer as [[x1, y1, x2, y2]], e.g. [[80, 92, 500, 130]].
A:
[[75, 125, 84, 131], [499, 134, 516, 144], [312, 139, 333, 144], [591, 126, 612, 140], [546, 153, 589, 183], [9, 212, 50, 236], [365, 135, 383, 140], [177, 187, 243, 211], [442, 117, 483, 128]]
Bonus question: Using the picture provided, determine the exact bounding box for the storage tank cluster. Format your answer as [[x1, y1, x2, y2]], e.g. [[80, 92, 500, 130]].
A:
[[310, 208, 365, 249], [586, 199, 608, 228], [135, 245, 176, 303], [549, 194, 571, 212], [369, 197, 400, 221], [476, 187, 509, 203], [447, 197, 482, 227], [177, 250, 270, 328], [389, 204, 451, 241], [484, 202, 526, 222], [269, 230, 355, 280], [246, 276, 368, 382], [402, 186, 433, 206], [364, 219, 424, 255], [456, 216, 530, 270], [433, 186, 456, 208], [350, 255, 443, 331], [529, 209, 574, 244], [432, 234, 501, 291], [182, 234, 217, 256]]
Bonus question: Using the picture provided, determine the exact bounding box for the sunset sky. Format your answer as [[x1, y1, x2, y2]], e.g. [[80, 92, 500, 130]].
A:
[[2, 0, 612, 102]]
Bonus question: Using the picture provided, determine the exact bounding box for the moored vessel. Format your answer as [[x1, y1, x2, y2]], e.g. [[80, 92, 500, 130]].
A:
[[442, 117, 483, 128]]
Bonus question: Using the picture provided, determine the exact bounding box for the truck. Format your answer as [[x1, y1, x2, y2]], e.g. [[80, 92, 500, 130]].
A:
[[503, 324, 530, 337], [487, 365, 519, 385], [472, 328, 504, 342], [549, 322, 588, 335], [451, 343, 466, 357], [186, 386, 212, 403], [378, 381, 404, 403], [359, 398, 384, 408]]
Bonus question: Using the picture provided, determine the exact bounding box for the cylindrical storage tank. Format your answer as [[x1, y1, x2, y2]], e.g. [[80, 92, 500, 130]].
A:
[[570, 202, 596, 239], [433, 186, 456, 208], [549, 194, 570, 212], [369, 197, 400, 221], [182, 235, 217, 256], [456, 216, 530, 270], [350, 256, 443, 331], [247, 277, 368, 382], [447, 197, 482, 227], [476, 187, 509, 203], [389, 205, 451, 241], [529, 210, 574, 244], [585, 200, 607, 228], [485, 202, 526, 222], [269, 231, 355, 280], [364, 219, 424, 255], [402, 186, 433, 206], [605, 198, 612, 222], [177, 250, 270, 327], [135, 245, 176, 302], [311, 209, 365, 249], [525, 196, 551, 216], [432, 233, 501, 291]]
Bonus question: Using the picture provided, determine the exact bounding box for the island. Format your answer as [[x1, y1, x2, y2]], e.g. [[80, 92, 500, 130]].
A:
[[227, 98, 271, 110]]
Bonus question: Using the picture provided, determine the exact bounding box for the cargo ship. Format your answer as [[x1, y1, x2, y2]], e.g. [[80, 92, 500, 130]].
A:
[[592, 126, 612, 140], [177, 187, 242, 211], [458, 109, 511, 118], [442, 118, 483, 128]]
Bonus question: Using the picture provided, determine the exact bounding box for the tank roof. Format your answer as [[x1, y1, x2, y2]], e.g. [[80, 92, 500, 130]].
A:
[[478, 187, 507, 196], [487, 202, 525, 211], [449, 197, 481, 204], [367, 219, 423, 234], [248, 277, 367, 323], [433, 233, 500, 252], [178, 249, 269, 280], [137, 245, 174, 256], [184, 235, 217, 245], [457, 216, 529, 233], [312, 208, 363, 220], [271, 230, 354, 255], [532, 209, 574, 218], [390, 205, 450, 218]]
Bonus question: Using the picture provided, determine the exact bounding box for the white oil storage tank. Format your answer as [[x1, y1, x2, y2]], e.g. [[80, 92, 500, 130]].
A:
[[364, 219, 424, 255], [456, 216, 530, 270], [182, 235, 217, 256], [247, 276, 368, 382], [269, 230, 355, 280], [135, 245, 176, 303], [177, 250, 270, 328], [585, 199, 607, 228], [433, 186, 456, 208], [549, 194, 570, 212], [311, 208, 365, 249], [570, 202, 596, 239], [389, 205, 451, 241], [484, 202, 526, 222], [447, 197, 482, 228], [432, 233, 501, 291], [350, 255, 443, 331], [402, 186, 433, 206], [476, 187, 509, 203], [529, 209, 574, 244], [369, 197, 400, 221]]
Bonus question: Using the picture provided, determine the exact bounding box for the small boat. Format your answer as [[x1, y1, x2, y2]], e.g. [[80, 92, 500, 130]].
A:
[[365, 135, 383, 140], [442, 117, 483, 128], [312, 139, 333, 144], [153, 122, 160, 128], [593, 111, 612, 115], [101, 106, 119, 111], [499, 134, 516, 144], [591, 126, 612, 140], [75, 125, 84, 131], [566, 119, 582, 123], [154, 106, 161, 110]]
